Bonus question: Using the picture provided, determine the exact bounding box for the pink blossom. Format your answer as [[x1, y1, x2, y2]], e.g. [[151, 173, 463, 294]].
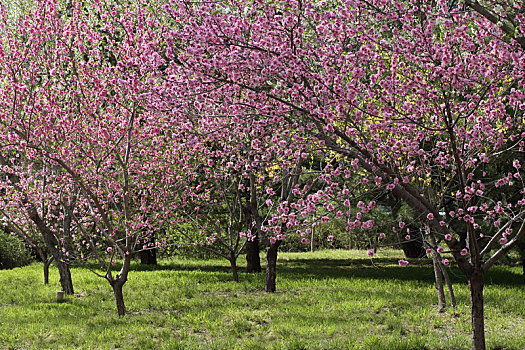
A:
[[460, 248, 468, 256], [444, 234, 452, 241], [442, 259, 450, 266], [327, 235, 334, 242], [437, 246, 444, 253], [367, 249, 374, 258], [398, 260, 409, 266], [427, 213, 434, 221]]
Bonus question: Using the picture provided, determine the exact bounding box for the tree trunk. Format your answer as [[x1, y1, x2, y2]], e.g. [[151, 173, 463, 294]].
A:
[[25, 206, 74, 294], [469, 271, 486, 350], [440, 263, 456, 308], [139, 232, 157, 265], [518, 241, 525, 280], [56, 259, 74, 295], [400, 227, 427, 258], [521, 256, 525, 280], [265, 241, 281, 292], [111, 280, 126, 316], [246, 235, 261, 273], [230, 252, 239, 282], [139, 248, 157, 265], [432, 253, 446, 312], [43, 256, 53, 286]]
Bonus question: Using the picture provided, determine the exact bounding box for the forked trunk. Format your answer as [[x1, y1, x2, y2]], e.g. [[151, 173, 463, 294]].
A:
[[469, 271, 485, 350], [56, 259, 74, 295], [109, 253, 131, 316], [111, 280, 126, 316], [246, 235, 262, 273], [265, 241, 281, 292]]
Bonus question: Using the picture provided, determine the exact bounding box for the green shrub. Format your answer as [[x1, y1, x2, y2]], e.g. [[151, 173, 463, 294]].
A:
[[0, 229, 32, 269]]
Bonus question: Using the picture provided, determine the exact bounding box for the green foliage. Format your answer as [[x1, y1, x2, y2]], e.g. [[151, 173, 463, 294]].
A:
[[159, 227, 217, 260], [0, 229, 32, 270], [0, 250, 524, 349]]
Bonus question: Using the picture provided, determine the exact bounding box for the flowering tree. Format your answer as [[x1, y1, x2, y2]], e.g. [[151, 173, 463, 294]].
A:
[[161, 0, 525, 348], [0, 0, 189, 315], [165, 95, 320, 286]]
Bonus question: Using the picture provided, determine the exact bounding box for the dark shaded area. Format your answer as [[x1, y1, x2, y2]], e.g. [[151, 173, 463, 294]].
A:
[[245, 237, 261, 273], [140, 248, 157, 265], [82, 255, 523, 288], [399, 227, 427, 259]]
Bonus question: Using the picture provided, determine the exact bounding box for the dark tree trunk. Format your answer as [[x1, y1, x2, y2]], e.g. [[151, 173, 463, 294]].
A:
[[469, 271, 485, 350], [43, 256, 53, 286], [265, 241, 281, 292], [139, 248, 157, 265], [400, 227, 427, 258], [230, 251, 239, 282], [139, 232, 157, 265], [521, 256, 525, 279], [518, 241, 525, 280], [440, 263, 456, 308], [25, 206, 74, 294], [246, 234, 261, 273], [432, 253, 446, 312], [111, 280, 126, 316], [56, 259, 74, 295]]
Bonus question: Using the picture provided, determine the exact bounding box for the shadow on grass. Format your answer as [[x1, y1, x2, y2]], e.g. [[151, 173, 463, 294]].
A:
[[79, 260, 236, 274], [78, 255, 524, 287], [278, 257, 524, 286]]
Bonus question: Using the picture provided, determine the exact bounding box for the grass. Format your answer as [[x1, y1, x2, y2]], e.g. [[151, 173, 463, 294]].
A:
[[0, 249, 524, 349]]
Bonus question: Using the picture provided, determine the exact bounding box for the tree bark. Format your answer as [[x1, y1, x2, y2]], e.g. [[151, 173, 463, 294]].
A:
[[245, 235, 261, 273], [432, 253, 446, 312], [111, 280, 126, 316], [440, 263, 456, 308], [43, 256, 53, 286], [265, 241, 281, 292], [400, 227, 426, 258], [56, 259, 74, 295], [25, 206, 74, 294], [230, 251, 239, 282], [469, 271, 486, 350], [139, 248, 157, 265], [523, 256, 525, 281], [518, 241, 525, 280]]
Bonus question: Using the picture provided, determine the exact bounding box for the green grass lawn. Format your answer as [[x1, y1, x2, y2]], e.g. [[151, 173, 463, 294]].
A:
[[0, 250, 524, 349]]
